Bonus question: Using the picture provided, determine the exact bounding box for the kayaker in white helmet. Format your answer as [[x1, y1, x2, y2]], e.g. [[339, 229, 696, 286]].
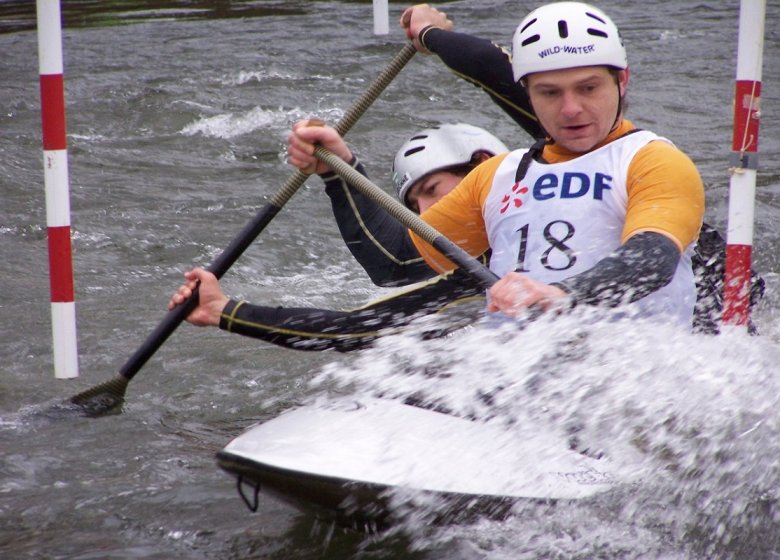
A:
[[292, 1, 706, 329]]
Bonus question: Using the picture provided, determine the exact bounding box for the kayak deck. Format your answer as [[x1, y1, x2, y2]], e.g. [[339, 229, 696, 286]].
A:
[[216, 398, 616, 529]]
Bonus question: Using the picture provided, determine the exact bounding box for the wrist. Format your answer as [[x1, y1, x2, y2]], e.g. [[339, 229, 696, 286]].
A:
[[550, 282, 577, 309], [219, 299, 244, 331], [418, 25, 439, 52], [319, 154, 358, 180]]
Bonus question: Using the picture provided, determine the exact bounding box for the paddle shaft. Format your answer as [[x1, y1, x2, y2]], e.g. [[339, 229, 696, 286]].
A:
[[313, 146, 500, 290], [116, 45, 417, 382]]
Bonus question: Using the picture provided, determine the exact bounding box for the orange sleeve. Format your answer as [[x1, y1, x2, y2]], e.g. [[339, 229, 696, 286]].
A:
[[623, 141, 705, 251], [410, 153, 509, 273]]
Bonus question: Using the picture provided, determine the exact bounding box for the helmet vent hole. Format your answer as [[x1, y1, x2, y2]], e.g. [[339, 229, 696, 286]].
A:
[[521, 34, 540, 47], [587, 28, 608, 38], [409, 134, 429, 141], [557, 20, 569, 38], [586, 12, 606, 24], [404, 146, 425, 157], [520, 17, 537, 33]]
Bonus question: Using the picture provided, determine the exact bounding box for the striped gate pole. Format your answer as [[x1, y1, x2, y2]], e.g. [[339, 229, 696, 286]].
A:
[[722, 0, 766, 329], [36, 0, 79, 378], [373, 0, 389, 35]]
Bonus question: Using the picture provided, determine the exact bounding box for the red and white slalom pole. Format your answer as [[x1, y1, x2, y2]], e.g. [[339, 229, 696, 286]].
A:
[[36, 0, 79, 378], [723, 0, 766, 329], [373, 0, 389, 35]]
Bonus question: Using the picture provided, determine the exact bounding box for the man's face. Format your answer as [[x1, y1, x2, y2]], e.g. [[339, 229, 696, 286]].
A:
[[406, 171, 462, 214], [526, 66, 628, 153]]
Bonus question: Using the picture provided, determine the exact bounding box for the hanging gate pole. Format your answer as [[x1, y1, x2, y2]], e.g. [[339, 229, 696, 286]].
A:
[[36, 0, 79, 378], [723, 0, 766, 328]]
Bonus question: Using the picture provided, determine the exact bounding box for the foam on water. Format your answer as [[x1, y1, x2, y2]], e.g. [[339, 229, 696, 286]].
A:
[[223, 70, 337, 86], [180, 105, 345, 140]]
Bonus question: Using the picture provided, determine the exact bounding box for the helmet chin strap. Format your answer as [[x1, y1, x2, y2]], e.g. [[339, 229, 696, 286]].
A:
[[609, 76, 625, 134]]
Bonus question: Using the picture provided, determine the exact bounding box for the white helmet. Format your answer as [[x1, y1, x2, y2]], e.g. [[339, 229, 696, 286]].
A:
[[511, 2, 627, 82], [392, 123, 508, 206]]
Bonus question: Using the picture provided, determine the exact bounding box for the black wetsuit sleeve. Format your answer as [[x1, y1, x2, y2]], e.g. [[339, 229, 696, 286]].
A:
[[552, 232, 680, 307], [217, 268, 484, 352], [321, 159, 437, 287], [420, 28, 543, 139]]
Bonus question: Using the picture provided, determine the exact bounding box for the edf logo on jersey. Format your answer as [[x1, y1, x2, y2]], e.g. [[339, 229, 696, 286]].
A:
[[497, 171, 613, 216], [532, 172, 613, 201]]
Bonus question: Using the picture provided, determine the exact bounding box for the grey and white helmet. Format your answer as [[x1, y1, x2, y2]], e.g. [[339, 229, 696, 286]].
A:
[[392, 123, 509, 207], [511, 2, 627, 82]]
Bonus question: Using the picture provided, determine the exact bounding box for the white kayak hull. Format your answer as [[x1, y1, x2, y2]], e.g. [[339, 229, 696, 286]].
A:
[[216, 398, 617, 528]]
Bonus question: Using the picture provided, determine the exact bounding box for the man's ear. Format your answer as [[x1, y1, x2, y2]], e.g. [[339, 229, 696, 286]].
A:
[[618, 68, 630, 96], [473, 151, 495, 164]]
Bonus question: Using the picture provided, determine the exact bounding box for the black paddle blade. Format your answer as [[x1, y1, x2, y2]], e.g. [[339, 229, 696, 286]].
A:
[[68, 375, 129, 416]]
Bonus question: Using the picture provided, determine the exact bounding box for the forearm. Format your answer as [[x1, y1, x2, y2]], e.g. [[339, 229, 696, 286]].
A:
[[218, 299, 385, 352], [322, 159, 438, 286], [217, 271, 485, 352], [421, 27, 542, 139], [554, 232, 680, 307]]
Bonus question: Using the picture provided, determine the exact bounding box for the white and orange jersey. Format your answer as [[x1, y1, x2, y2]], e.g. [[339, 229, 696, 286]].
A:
[[410, 120, 705, 323]]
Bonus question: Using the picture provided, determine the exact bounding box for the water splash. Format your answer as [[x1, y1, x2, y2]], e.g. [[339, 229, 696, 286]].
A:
[[313, 311, 780, 557]]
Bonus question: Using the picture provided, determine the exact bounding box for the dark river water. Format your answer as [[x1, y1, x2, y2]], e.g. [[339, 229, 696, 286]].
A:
[[2, 1, 780, 558]]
